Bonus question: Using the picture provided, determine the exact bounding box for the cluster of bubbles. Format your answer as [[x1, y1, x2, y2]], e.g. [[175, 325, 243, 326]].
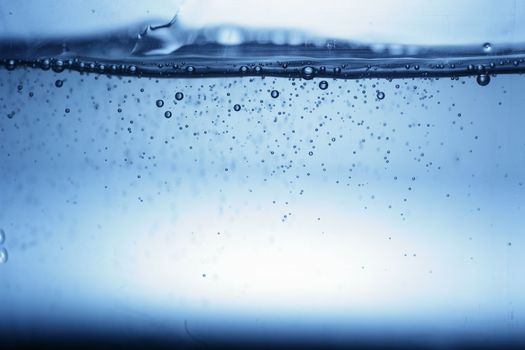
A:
[[0, 228, 7, 264], [155, 91, 185, 118], [3, 55, 520, 86]]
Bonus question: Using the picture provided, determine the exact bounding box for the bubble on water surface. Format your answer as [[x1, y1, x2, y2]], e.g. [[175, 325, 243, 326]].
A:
[[302, 66, 314, 79], [0, 248, 7, 264]]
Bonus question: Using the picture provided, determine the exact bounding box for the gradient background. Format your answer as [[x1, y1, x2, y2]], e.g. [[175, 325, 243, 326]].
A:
[[1, 1, 525, 349]]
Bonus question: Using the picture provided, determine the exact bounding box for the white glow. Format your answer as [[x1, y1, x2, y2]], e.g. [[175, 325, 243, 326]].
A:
[[126, 189, 491, 315]]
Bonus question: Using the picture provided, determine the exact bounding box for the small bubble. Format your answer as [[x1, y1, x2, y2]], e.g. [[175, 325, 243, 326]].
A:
[[302, 66, 314, 79], [476, 74, 490, 86], [6, 59, 16, 70], [270, 90, 279, 98], [164, 111, 172, 119], [55, 79, 63, 88], [482, 42, 492, 53], [40, 58, 50, 70], [156, 99, 164, 107], [376, 91, 385, 100], [129, 65, 137, 73], [0, 247, 7, 264], [186, 66, 195, 73], [308, 151, 314, 156], [318, 80, 328, 90], [175, 92, 184, 101], [233, 104, 241, 111], [52, 59, 65, 73], [0, 229, 4, 244], [240, 66, 248, 73], [65, 108, 70, 113]]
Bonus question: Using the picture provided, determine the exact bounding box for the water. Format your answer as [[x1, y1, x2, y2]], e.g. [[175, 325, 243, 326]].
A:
[[1, 2, 525, 349]]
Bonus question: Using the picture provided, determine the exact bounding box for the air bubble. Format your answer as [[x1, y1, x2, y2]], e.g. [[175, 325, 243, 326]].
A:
[[164, 111, 172, 119], [240, 66, 248, 73], [6, 59, 16, 70], [52, 59, 65, 73], [318, 80, 328, 90], [186, 66, 195, 73], [233, 104, 241, 111], [302, 66, 314, 79], [40, 58, 50, 70], [156, 99, 164, 107], [55, 79, 63, 88], [482, 42, 492, 53], [376, 91, 385, 100], [270, 90, 279, 98], [0, 247, 7, 264], [476, 74, 490, 86], [175, 92, 184, 101]]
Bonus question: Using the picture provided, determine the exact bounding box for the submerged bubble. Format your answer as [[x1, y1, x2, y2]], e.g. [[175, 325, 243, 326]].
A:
[[0, 229, 4, 244], [376, 91, 385, 100], [156, 99, 164, 107], [175, 92, 184, 101], [482, 42, 492, 53], [0, 247, 7, 264], [318, 80, 328, 90], [55, 79, 63, 88], [233, 104, 241, 111], [270, 90, 280, 98], [164, 110, 172, 119], [476, 74, 490, 86]]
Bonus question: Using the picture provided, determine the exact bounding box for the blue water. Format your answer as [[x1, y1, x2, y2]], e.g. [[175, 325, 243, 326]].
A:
[[1, 1, 525, 349]]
